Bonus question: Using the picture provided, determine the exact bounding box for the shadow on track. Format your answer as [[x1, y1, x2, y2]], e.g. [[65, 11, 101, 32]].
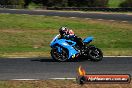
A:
[[30, 57, 89, 62]]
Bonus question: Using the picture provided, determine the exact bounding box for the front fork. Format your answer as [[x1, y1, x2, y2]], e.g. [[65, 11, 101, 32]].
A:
[[80, 45, 96, 56]]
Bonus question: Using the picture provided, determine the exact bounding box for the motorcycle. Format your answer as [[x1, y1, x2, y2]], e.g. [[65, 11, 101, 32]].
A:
[[50, 34, 103, 62]]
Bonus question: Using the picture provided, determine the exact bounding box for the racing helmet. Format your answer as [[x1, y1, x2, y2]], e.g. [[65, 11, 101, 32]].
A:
[[59, 27, 68, 36]]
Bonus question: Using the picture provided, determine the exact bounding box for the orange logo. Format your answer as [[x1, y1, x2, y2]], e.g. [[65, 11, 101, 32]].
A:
[[77, 66, 131, 84]]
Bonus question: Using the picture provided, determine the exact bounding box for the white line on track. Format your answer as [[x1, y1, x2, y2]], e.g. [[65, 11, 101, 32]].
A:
[[10, 78, 76, 80], [109, 20, 115, 22], [39, 15, 45, 16], [97, 19, 103, 21], [7, 56, 132, 59], [49, 78, 76, 80], [11, 79, 40, 81], [70, 17, 76, 18], [53, 16, 60, 17], [104, 56, 132, 57], [122, 21, 128, 23], [21, 14, 28, 15], [127, 14, 132, 16], [7, 9, 19, 10], [85, 18, 91, 20]]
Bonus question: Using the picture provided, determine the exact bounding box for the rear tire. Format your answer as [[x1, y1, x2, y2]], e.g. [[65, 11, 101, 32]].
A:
[[51, 47, 69, 62]]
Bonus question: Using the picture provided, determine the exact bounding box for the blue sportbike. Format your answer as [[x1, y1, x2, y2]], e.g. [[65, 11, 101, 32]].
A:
[[50, 34, 103, 62]]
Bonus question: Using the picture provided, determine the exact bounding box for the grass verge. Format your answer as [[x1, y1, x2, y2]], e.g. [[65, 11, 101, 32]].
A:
[[108, 0, 125, 7], [0, 80, 131, 88], [0, 14, 132, 57]]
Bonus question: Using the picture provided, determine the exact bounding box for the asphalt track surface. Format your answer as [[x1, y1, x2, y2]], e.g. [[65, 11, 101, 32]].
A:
[[0, 9, 132, 22], [0, 57, 132, 80]]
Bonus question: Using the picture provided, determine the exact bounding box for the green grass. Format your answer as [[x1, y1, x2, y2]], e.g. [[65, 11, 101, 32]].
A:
[[0, 14, 132, 57], [108, 0, 125, 7], [0, 80, 132, 88]]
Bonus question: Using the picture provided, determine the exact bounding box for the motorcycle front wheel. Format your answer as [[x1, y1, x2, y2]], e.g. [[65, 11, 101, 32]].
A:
[[88, 46, 103, 62], [51, 48, 69, 62]]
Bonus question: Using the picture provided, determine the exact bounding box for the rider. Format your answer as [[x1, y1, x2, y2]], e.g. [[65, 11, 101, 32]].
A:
[[59, 27, 84, 48]]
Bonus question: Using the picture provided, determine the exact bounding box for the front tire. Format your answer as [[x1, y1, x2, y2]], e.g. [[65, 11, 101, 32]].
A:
[[88, 46, 103, 62], [51, 47, 69, 62]]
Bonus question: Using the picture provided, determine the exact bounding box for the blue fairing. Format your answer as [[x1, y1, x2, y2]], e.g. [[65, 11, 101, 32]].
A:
[[50, 35, 78, 59], [50, 34, 60, 47], [83, 36, 94, 44]]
